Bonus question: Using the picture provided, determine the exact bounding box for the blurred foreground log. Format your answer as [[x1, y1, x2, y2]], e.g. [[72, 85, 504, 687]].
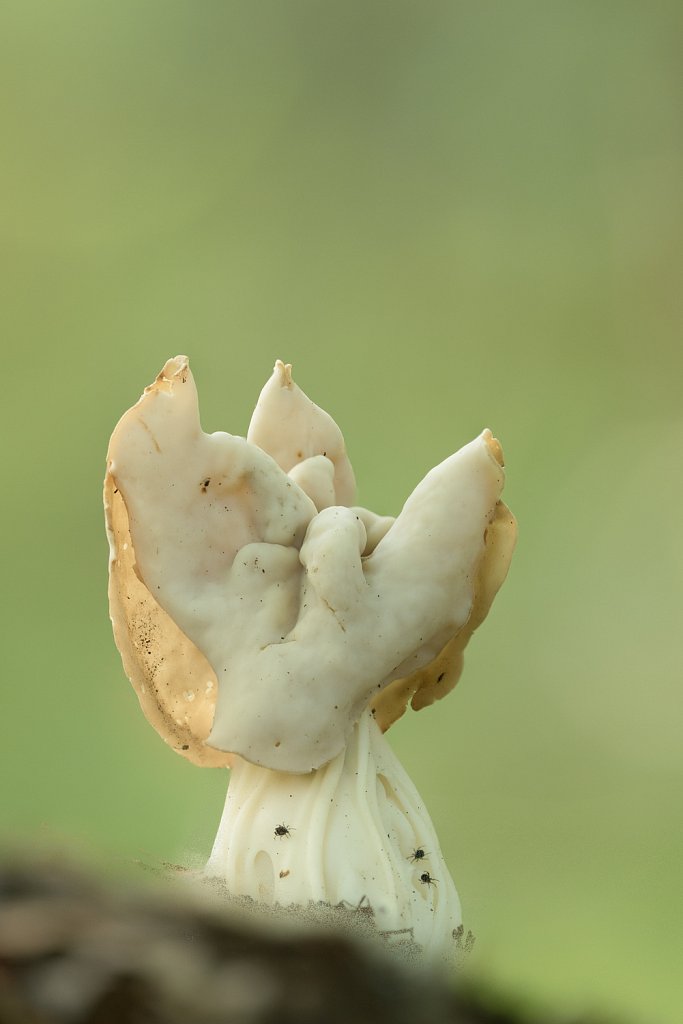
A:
[[0, 859, 603, 1024]]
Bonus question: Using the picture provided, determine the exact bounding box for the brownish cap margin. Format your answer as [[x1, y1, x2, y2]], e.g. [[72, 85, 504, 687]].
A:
[[104, 451, 232, 770], [371, 497, 517, 732]]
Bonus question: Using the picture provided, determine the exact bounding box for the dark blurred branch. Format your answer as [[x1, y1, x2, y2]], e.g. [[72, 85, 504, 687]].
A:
[[0, 859, 608, 1024]]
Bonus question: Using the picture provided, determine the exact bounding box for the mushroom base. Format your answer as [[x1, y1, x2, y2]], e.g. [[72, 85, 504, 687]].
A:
[[204, 710, 462, 963]]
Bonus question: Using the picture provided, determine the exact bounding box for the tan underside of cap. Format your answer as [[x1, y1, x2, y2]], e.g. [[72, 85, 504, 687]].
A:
[[105, 473, 232, 768], [371, 500, 517, 731]]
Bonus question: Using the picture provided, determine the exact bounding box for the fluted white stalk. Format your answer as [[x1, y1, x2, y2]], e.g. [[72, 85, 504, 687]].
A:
[[206, 710, 460, 959]]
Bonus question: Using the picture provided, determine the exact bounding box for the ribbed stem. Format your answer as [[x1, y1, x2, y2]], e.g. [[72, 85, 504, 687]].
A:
[[204, 710, 462, 963]]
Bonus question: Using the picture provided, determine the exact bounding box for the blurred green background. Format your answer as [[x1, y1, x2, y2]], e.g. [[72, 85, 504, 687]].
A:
[[1, 2, 681, 1020]]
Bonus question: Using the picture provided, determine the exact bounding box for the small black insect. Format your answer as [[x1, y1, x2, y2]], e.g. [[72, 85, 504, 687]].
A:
[[409, 847, 427, 863], [274, 823, 294, 838], [419, 871, 437, 887]]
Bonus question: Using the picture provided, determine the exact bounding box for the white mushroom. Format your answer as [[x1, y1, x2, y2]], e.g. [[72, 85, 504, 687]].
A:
[[105, 356, 516, 962]]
